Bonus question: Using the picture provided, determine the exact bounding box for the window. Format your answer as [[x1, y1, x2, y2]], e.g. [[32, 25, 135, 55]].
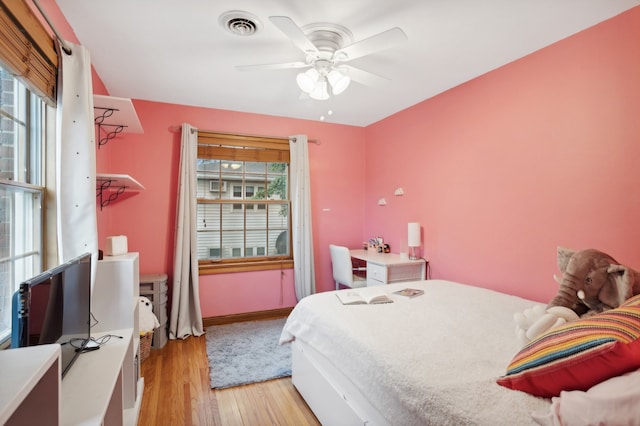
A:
[[196, 132, 292, 274], [209, 180, 226, 192], [0, 0, 58, 347], [0, 66, 47, 344]]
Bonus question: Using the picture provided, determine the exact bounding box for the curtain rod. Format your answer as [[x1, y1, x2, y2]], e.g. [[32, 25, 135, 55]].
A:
[[32, 0, 72, 55], [180, 126, 320, 145], [290, 136, 320, 145]]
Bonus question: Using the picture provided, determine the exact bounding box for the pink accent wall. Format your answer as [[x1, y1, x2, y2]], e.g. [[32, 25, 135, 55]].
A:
[[45, 1, 640, 315], [99, 102, 366, 316], [364, 6, 640, 302]]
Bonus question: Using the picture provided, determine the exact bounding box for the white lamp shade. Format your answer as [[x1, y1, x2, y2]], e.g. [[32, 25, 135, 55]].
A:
[[309, 77, 329, 100], [408, 222, 421, 247], [327, 69, 351, 95], [296, 68, 319, 93]]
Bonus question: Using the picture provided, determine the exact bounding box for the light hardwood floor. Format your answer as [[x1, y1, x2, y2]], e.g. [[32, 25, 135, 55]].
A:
[[139, 333, 320, 426]]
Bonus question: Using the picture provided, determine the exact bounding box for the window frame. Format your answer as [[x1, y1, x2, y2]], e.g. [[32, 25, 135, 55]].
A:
[[0, 0, 55, 347], [196, 131, 293, 274], [0, 68, 47, 346]]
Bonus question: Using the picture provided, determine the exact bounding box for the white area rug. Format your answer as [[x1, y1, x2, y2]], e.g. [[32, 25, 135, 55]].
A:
[[206, 318, 291, 389]]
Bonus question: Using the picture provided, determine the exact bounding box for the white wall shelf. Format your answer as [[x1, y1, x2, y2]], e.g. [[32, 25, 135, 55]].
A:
[[93, 95, 145, 210], [96, 173, 145, 210], [93, 95, 143, 146]]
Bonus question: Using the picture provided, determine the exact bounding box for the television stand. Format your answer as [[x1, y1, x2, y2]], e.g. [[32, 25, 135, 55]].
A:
[[0, 344, 60, 425], [0, 252, 143, 425], [62, 329, 141, 425]]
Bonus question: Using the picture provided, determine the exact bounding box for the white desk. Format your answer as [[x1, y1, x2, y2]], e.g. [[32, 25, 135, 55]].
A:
[[349, 249, 427, 287]]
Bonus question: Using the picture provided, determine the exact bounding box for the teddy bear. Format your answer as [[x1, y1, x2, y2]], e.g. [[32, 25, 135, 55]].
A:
[[139, 296, 160, 334], [514, 246, 640, 346]]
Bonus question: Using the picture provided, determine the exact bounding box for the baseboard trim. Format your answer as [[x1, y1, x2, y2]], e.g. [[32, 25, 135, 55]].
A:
[[203, 307, 294, 327]]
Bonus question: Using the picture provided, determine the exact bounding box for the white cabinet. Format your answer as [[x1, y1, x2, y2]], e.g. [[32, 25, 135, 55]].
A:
[[61, 329, 132, 425], [0, 344, 61, 425], [0, 253, 144, 425], [90, 252, 143, 424]]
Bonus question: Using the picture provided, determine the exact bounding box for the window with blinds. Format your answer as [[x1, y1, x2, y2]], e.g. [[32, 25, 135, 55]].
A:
[[0, 2, 54, 345], [0, 1, 58, 104], [196, 131, 292, 274]]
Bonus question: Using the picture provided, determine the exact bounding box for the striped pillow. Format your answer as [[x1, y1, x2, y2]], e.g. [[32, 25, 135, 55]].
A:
[[497, 294, 640, 397]]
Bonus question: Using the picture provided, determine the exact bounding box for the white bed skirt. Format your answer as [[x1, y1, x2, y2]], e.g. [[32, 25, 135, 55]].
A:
[[292, 339, 390, 425]]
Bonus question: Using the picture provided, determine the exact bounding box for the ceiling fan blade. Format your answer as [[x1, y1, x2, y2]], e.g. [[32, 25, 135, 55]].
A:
[[236, 61, 309, 71], [269, 16, 319, 55], [342, 65, 390, 87], [335, 27, 407, 61]]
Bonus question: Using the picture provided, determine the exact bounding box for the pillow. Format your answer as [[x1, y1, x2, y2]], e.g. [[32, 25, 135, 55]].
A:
[[530, 369, 640, 426], [497, 294, 640, 397]]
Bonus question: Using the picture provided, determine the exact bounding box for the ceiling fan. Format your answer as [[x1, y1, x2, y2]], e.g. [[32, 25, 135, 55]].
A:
[[236, 16, 408, 100]]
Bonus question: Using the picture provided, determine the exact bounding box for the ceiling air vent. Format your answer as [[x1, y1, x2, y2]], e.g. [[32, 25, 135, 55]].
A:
[[219, 11, 262, 36]]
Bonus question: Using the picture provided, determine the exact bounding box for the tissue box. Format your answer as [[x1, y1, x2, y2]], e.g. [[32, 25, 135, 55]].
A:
[[105, 235, 128, 256]]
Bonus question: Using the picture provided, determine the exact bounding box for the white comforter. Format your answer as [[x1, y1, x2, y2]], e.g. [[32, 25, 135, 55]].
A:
[[280, 280, 551, 426]]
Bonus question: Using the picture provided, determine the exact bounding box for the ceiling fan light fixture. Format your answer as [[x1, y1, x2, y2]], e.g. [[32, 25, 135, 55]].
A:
[[296, 68, 319, 93], [327, 69, 350, 95], [309, 77, 329, 100], [238, 16, 407, 104]]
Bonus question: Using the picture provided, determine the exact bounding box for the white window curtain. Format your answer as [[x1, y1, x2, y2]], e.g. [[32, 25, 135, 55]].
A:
[[290, 134, 315, 300], [55, 41, 98, 280], [169, 123, 204, 339]]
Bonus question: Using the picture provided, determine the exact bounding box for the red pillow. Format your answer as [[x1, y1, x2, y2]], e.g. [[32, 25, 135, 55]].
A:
[[497, 294, 640, 397]]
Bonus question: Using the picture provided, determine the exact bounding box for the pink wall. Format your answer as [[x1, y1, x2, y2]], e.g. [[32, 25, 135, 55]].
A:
[[99, 102, 366, 316], [365, 6, 640, 302]]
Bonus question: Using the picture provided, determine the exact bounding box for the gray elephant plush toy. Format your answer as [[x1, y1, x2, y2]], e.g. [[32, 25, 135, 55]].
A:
[[514, 246, 640, 346], [548, 246, 640, 316]]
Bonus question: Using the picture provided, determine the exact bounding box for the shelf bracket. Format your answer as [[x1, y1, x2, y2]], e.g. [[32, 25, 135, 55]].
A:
[[94, 106, 116, 124], [96, 178, 126, 210], [94, 107, 127, 147]]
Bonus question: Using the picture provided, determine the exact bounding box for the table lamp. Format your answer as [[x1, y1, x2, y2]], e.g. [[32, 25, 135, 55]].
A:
[[408, 222, 421, 260]]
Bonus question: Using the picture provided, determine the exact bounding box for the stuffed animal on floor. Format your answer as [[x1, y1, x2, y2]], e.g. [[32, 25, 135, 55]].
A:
[[139, 296, 160, 334], [515, 246, 640, 346]]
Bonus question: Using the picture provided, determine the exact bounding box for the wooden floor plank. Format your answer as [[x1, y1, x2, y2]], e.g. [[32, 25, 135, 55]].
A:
[[139, 334, 319, 425]]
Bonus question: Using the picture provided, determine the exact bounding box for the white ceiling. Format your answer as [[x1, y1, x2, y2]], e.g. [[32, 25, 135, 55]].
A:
[[56, 0, 640, 127]]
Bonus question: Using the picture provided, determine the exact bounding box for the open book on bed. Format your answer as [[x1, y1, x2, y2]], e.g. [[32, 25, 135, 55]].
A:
[[336, 288, 393, 305]]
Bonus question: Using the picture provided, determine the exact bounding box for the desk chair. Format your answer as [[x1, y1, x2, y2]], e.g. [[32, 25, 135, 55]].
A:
[[329, 244, 367, 290]]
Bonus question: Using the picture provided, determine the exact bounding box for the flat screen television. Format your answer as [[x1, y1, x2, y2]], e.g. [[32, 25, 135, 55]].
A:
[[11, 252, 92, 378]]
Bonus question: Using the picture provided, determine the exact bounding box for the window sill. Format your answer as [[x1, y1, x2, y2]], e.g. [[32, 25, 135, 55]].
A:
[[199, 259, 294, 275]]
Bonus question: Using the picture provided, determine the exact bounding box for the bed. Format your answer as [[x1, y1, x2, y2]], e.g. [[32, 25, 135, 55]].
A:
[[279, 280, 554, 425], [280, 280, 640, 425], [281, 279, 640, 425]]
